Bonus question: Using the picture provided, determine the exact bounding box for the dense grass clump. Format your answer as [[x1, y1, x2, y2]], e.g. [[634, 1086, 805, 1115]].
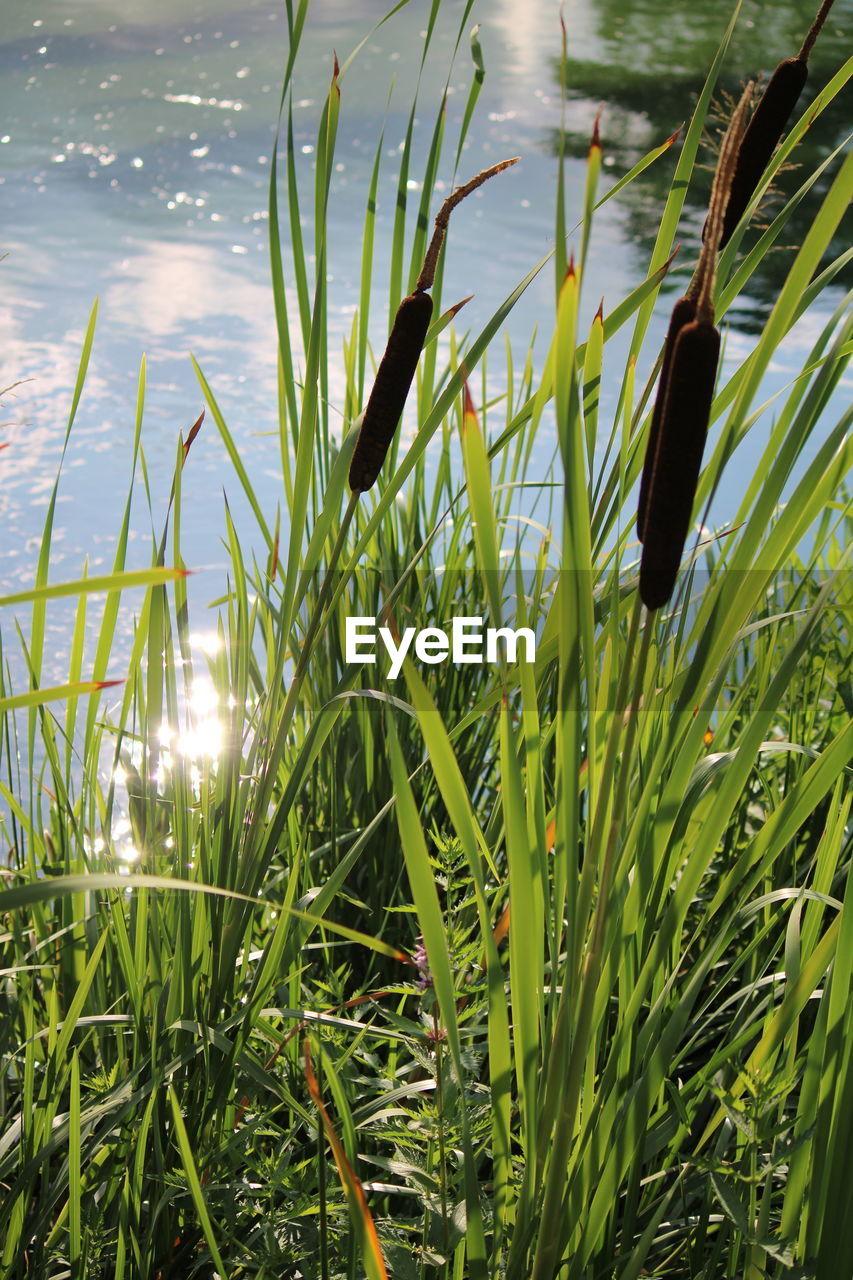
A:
[[1, 3, 851, 1279]]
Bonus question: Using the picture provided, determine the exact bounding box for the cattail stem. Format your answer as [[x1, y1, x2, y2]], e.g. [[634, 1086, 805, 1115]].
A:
[[530, 594, 650, 1280], [415, 156, 519, 293], [799, 0, 835, 61], [294, 492, 359, 679], [277, 491, 359, 735]]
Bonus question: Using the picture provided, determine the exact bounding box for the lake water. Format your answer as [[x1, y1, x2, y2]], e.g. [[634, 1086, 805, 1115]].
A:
[[1, 0, 850, 686]]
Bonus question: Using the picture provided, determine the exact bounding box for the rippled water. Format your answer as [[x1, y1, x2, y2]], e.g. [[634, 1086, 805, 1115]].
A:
[[1, 0, 850, 685]]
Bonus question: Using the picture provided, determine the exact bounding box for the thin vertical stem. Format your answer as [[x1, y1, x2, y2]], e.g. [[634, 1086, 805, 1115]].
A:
[[433, 1010, 450, 1279], [799, 0, 835, 61]]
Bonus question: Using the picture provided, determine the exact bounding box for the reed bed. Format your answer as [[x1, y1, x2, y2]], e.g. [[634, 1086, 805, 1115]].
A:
[[0, 2, 851, 1278]]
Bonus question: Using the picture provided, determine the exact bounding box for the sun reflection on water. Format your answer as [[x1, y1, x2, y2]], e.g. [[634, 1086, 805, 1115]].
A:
[[106, 630, 241, 863]]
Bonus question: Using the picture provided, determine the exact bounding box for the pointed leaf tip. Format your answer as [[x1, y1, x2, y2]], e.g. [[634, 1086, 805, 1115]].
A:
[[666, 126, 683, 148], [462, 376, 477, 422], [594, 297, 604, 324], [660, 244, 681, 274], [95, 679, 125, 691], [449, 294, 474, 318], [590, 110, 602, 151], [182, 409, 205, 461]]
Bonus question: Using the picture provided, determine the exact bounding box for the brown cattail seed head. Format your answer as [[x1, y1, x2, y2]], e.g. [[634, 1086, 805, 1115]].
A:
[[639, 83, 746, 590], [639, 319, 721, 611], [637, 295, 697, 543], [705, 0, 834, 247], [348, 290, 434, 492], [348, 157, 515, 494], [718, 58, 808, 247]]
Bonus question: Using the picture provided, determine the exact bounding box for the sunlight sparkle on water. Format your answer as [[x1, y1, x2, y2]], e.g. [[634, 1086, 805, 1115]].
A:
[[188, 676, 218, 716], [189, 631, 223, 656], [105, 632, 241, 853], [177, 715, 224, 759]]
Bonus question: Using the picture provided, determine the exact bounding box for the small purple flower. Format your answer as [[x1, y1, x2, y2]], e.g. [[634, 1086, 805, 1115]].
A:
[[413, 936, 432, 991]]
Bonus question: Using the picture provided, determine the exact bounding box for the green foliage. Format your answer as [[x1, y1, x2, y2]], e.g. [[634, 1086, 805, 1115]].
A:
[[0, 2, 851, 1278]]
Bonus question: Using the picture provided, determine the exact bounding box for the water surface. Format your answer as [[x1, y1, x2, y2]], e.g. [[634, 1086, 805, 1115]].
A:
[[1, 0, 850, 684]]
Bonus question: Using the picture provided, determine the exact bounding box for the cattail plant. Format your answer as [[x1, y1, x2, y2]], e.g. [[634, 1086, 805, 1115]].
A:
[[638, 83, 754, 612], [348, 156, 518, 493], [636, 294, 697, 544], [715, 0, 835, 247]]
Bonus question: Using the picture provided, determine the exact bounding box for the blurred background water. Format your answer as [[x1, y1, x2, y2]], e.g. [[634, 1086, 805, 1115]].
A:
[[1, 0, 850, 685]]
